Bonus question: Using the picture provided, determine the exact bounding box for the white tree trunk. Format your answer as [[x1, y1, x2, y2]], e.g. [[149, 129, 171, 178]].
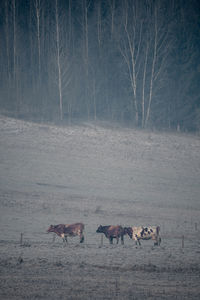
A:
[[55, 0, 63, 121]]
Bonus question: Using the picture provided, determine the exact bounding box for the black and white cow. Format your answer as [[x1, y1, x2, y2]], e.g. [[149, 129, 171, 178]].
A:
[[124, 226, 161, 246]]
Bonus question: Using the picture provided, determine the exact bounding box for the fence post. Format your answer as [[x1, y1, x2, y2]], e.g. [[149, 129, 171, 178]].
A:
[[182, 235, 184, 248], [52, 234, 56, 243], [20, 233, 23, 246]]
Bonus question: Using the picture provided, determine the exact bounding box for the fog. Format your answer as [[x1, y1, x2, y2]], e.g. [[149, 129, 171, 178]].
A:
[[1, 2, 200, 298], [0, 0, 200, 131]]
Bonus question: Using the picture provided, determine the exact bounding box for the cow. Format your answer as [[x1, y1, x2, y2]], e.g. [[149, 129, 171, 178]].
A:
[[47, 223, 84, 244], [96, 225, 125, 245], [124, 226, 161, 246]]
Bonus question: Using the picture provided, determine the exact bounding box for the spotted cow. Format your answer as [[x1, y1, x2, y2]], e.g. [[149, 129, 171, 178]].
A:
[[47, 223, 84, 244], [96, 225, 125, 244], [124, 226, 161, 246]]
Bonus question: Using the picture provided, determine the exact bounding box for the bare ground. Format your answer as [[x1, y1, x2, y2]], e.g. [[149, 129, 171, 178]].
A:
[[0, 115, 200, 299]]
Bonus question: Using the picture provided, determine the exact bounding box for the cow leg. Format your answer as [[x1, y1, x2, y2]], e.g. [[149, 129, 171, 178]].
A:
[[133, 235, 139, 246], [116, 237, 119, 244], [62, 237, 67, 246], [153, 237, 158, 246], [121, 235, 124, 245], [80, 234, 84, 243], [109, 237, 113, 244], [152, 235, 157, 246], [134, 238, 138, 246], [152, 235, 160, 246], [154, 236, 161, 246], [61, 234, 67, 246]]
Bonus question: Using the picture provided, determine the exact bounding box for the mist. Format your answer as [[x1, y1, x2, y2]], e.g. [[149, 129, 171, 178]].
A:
[[0, 0, 200, 130]]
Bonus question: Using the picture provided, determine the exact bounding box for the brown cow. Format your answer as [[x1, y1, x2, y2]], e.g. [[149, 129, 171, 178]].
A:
[[124, 226, 161, 246], [47, 223, 84, 244], [96, 225, 125, 244]]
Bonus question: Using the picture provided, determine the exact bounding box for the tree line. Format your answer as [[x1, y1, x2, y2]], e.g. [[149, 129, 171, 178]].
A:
[[0, 0, 200, 131]]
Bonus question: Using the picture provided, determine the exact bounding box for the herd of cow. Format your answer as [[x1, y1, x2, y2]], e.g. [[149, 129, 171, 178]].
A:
[[47, 223, 161, 246]]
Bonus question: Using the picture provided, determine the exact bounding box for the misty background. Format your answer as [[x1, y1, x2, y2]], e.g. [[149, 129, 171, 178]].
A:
[[0, 0, 200, 131]]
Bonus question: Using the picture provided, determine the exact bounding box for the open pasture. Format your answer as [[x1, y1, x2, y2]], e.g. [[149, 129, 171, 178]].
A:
[[0, 116, 200, 299]]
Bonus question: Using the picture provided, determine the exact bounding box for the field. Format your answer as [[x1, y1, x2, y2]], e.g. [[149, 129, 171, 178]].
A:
[[0, 115, 200, 299]]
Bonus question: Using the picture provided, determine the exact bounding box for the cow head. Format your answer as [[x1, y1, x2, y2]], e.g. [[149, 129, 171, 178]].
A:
[[123, 227, 132, 238], [47, 225, 55, 233], [96, 225, 103, 233]]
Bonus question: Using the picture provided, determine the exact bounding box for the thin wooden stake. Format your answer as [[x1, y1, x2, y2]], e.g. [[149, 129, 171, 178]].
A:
[[115, 278, 120, 297], [182, 235, 184, 248], [52, 233, 56, 243], [20, 233, 23, 246]]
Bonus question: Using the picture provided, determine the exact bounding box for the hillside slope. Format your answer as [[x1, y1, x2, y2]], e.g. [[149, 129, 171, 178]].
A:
[[0, 115, 200, 299]]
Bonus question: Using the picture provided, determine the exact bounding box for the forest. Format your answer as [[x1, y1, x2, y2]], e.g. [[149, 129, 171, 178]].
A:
[[0, 0, 200, 131]]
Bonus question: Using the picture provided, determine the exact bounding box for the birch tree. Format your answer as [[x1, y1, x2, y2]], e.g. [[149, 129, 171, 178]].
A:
[[33, 0, 42, 82], [81, 0, 93, 118], [108, 0, 116, 39], [12, 0, 16, 83], [144, 3, 173, 127], [47, 0, 73, 121], [4, 0, 12, 86], [97, 1, 102, 47], [119, 0, 142, 125], [55, 0, 63, 120], [119, 0, 173, 127]]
